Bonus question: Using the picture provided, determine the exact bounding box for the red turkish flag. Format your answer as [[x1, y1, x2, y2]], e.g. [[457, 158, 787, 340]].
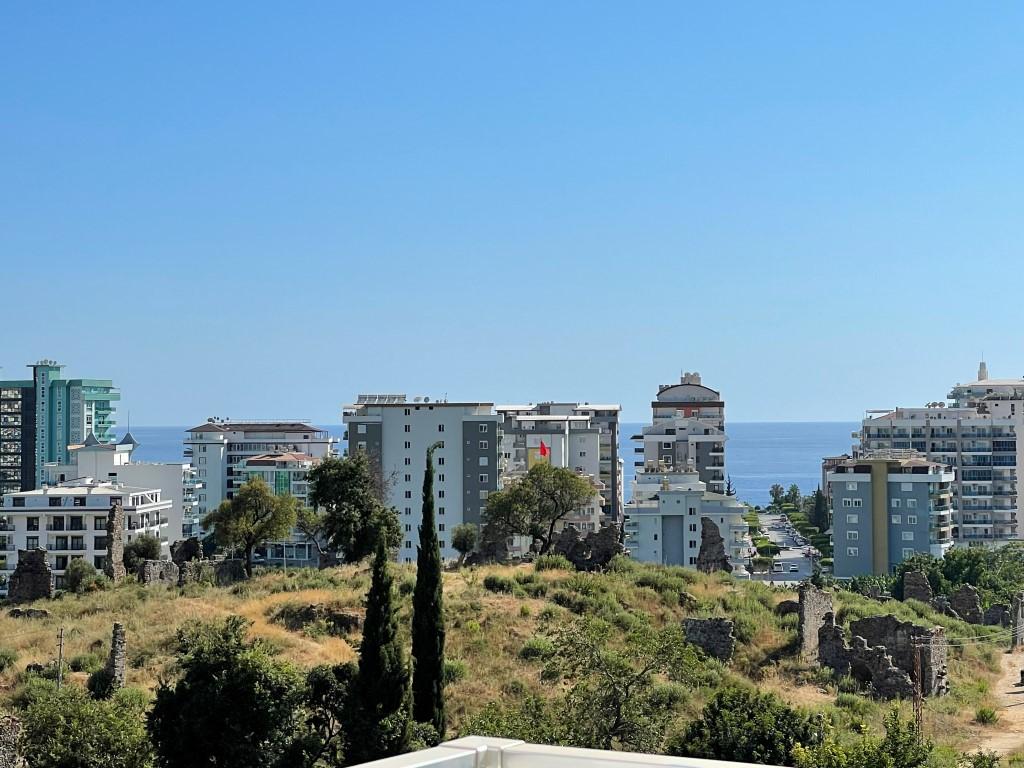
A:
[[539, 441, 550, 458]]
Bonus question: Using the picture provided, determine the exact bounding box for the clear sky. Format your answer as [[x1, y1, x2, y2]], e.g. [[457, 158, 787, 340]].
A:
[[3, 4, 1023, 425]]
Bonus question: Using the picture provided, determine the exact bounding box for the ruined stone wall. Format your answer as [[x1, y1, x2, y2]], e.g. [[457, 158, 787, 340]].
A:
[[8, 549, 53, 603], [1012, 592, 1024, 650], [105, 622, 126, 691], [695, 518, 732, 574], [105, 502, 125, 583], [137, 560, 179, 586], [549, 524, 625, 571], [683, 617, 735, 662], [848, 614, 948, 696], [950, 584, 984, 625], [178, 561, 216, 586], [798, 585, 832, 662], [902, 571, 933, 603]]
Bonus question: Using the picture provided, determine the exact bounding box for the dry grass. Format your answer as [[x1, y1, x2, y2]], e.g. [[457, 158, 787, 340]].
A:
[[0, 561, 1009, 756]]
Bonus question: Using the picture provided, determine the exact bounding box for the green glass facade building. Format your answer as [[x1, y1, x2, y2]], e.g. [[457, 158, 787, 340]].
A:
[[0, 360, 119, 493]]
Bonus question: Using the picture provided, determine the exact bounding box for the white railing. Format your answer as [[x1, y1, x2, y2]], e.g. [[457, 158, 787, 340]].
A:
[[349, 737, 785, 768]]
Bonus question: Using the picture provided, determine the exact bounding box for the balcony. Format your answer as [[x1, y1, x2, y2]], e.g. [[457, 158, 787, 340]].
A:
[[350, 738, 783, 768]]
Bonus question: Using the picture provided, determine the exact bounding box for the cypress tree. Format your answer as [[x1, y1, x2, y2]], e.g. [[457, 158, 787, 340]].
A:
[[412, 441, 446, 740], [349, 539, 410, 763]]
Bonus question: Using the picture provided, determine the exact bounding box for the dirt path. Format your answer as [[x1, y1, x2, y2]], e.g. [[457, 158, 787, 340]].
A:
[[977, 651, 1024, 755]]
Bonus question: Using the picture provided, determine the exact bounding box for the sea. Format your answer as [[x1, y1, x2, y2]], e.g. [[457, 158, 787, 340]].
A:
[[114, 421, 858, 507]]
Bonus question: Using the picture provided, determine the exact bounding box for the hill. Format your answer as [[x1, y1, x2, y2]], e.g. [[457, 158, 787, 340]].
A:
[[0, 559, 1016, 764]]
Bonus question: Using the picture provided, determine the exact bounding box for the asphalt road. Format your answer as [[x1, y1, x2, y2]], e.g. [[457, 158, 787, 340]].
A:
[[750, 512, 815, 586]]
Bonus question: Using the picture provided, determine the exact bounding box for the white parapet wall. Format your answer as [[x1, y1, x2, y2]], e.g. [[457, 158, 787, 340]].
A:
[[350, 737, 787, 768]]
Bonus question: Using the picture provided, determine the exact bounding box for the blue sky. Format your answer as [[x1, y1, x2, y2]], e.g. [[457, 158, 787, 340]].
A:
[[3, 4, 1023, 424]]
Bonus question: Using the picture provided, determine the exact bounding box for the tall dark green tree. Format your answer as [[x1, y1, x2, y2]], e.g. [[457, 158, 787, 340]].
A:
[[810, 487, 829, 531], [348, 539, 410, 764], [412, 442, 446, 741]]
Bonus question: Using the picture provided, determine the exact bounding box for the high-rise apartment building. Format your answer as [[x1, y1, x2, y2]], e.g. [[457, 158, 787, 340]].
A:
[[633, 372, 727, 495], [495, 402, 621, 526], [183, 420, 336, 522], [343, 395, 500, 562], [1, 361, 119, 494], [239, 451, 321, 567], [827, 453, 954, 578], [855, 363, 1022, 546]]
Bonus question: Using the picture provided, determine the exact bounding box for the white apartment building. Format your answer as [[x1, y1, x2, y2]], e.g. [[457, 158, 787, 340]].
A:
[[43, 431, 197, 543], [624, 467, 750, 569], [184, 420, 336, 519], [0, 480, 170, 590], [343, 395, 500, 563], [633, 372, 728, 495], [857, 364, 1022, 546], [495, 402, 622, 524], [495, 406, 606, 534]]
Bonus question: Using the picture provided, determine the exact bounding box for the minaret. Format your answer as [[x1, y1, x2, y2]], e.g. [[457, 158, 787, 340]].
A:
[[978, 360, 989, 382]]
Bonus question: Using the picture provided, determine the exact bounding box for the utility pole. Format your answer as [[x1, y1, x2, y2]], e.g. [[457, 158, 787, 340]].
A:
[[912, 640, 924, 733], [56, 626, 65, 691]]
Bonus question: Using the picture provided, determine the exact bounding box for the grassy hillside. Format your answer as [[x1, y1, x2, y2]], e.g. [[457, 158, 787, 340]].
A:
[[0, 559, 1015, 763]]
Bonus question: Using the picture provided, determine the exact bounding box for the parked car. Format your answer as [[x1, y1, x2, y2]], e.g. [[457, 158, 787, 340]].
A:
[[789, 564, 799, 573], [772, 561, 785, 573]]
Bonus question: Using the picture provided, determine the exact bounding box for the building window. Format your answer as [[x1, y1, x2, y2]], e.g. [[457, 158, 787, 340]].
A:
[[902, 531, 914, 541], [891, 498, 901, 508], [405, 474, 411, 482], [404, 409, 411, 416], [688, 507, 696, 516], [689, 523, 697, 532], [438, 490, 445, 498], [901, 482, 914, 491], [405, 441, 411, 449], [94, 517, 106, 530], [902, 548, 916, 559], [404, 508, 411, 515], [688, 540, 696, 548], [847, 531, 859, 540], [479, 424, 488, 433], [405, 541, 412, 549], [438, 507, 445, 515], [438, 540, 445, 549], [26, 516, 38, 530], [479, 490, 489, 500], [48, 497, 62, 507], [404, 425, 411, 433], [479, 457, 488, 466], [479, 440, 488, 449], [438, 523, 445, 532], [357, 424, 367, 434], [404, 491, 412, 499], [479, 474, 488, 483], [405, 458, 411, 466], [73, 497, 86, 507], [907, 498, 917, 509], [846, 514, 858, 524], [438, 424, 445, 433], [853, 499, 863, 508], [405, 524, 411, 532], [437, 456, 445, 465], [847, 547, 859, 557], [891, 515, 901, 524], [26, 536, 38, 549], [907, 515, 917, 525], [653, 533, 658, 541], [846, 482, 858, 491], [842, 498, 852, 508]]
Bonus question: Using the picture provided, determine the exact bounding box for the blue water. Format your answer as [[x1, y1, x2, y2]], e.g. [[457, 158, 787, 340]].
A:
[[114, 422, 857, 507]]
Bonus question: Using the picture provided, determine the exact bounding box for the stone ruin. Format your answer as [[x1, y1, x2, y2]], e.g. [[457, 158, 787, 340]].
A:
[[775, 599, 800, 616], [798, 584, 832, 662], [137, 560, 180, 586], [177, 558, 246, 587], [818, 612, 948, 699], [902, 570, 933, 604], [105, 622, 126, 691], [950, 584, 984, 625], [901, 571, 1007, 627], [8, 608, 49, 620], [105, 502, 125, 583], [695, 518, 732, 574], [1012, 591, 1024, 650], [8, 549, 53, 603], [0, 715, 21, 768], [272, 603, 363, 636], [170, 536, 202, 565], [549, 524, 626, 571], [683, 617, 735, 662]]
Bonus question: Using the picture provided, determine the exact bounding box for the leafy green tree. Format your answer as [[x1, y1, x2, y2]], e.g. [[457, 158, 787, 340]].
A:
[[412, 442, 446, 741], [793, 708, 931, 768], [769, 484, 785, 507], [785, 483, 802, 506], [348, 540, 410, 764], [483, 463, 594, 555], [148, 616, 304, 768], [542, 618, 695, 752], [65, 557, 107, 594], [123, 534, 162, 573], [305, 454, 401, 563], [22, 685, 153, 768], [462, 694, 560, 745], [201, 477, 298, 576], [284, 662, 358, 768], [810, 487, 829, 531], [667, 687, 822, 765], [451, 524, 478, 566], [725, 475, 736, 496]]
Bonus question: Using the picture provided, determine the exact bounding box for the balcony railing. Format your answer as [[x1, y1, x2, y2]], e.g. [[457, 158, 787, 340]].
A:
[[349, 737, 785, 768]]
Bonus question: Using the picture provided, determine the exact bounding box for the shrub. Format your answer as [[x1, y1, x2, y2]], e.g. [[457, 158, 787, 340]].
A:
[[398, 576, 416, 596], [514, 571, 539, 585], [606, 555, 637, 573], [520, 582, 547, 598], [975, 706, 999, 725], [123, 533, 162, 573], [69, 653, 104, 674], [483, 575, 516, 594], [518, 636, 555, 661], [519, 604, 532, 617], [0, 648, 17, 673], [634, 571, 688, 595], [443, 658, 467, 686], [87, 667, 116, 699], [534, 554, 573, 572], [65, 558, 107, 594]]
